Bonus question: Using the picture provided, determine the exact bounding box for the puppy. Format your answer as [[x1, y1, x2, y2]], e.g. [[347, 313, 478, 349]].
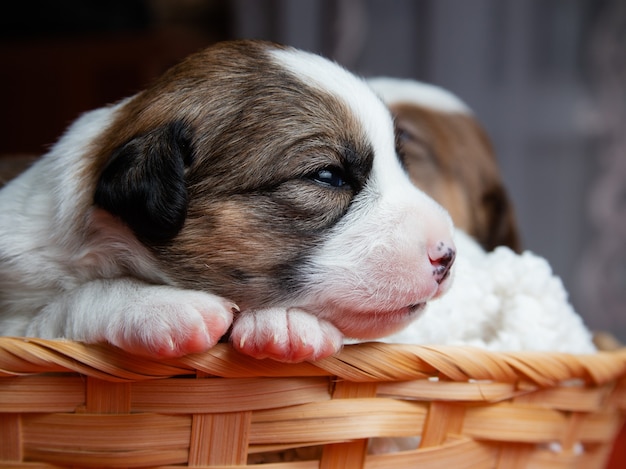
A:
[[368, 78, 520, 252], [0, 41, 456, 362]]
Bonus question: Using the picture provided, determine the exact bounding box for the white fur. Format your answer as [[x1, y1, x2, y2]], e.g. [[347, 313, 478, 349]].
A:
[[0, 107, 123, 332], [367, 77, 471, 115]]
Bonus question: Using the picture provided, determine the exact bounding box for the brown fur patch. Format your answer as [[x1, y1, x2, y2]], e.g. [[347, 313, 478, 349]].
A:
[[85, 41, 375, 308], [391, 103, 520, 251]]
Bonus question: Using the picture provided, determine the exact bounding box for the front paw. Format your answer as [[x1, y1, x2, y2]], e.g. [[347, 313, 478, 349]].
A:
[[109, 288, 236, 358], [230, 307, 343, 362]]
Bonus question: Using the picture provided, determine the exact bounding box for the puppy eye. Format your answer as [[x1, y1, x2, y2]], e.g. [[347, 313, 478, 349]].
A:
[[309, 167, 349, 189], [396, 128, 411, 144]]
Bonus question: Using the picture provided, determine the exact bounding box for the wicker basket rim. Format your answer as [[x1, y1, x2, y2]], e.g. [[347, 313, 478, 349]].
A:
[[2, 337, 626, 385]]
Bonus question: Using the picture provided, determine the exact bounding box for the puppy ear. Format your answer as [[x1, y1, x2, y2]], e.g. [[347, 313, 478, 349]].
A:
[[482, 186, 522, 252], [94, 121, 193, 243]]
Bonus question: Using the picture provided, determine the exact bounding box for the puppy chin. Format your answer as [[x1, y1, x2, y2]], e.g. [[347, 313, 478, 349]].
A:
[[333, 303, 429, 340], [338, 273, 456, 340]]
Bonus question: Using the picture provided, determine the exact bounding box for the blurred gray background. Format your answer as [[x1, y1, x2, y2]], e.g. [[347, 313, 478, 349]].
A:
[[1, 0, 624, 340]]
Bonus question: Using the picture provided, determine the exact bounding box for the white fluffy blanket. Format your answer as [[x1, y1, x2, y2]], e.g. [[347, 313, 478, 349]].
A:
[[378, 230, 596, 354]]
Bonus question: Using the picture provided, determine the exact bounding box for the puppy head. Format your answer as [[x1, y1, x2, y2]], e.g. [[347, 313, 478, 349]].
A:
[[91, 41, 456, 339], [368, 77, 520, 252]]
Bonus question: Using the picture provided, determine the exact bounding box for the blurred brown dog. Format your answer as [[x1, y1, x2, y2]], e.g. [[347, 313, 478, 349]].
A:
[[369, 78, 520, 252]]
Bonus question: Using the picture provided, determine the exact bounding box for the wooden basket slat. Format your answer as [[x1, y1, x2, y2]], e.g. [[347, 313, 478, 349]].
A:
[[576, 412, 623, 442], [0, 376, 84, 412], [364, 437, 497, 469], [23, 447, 189, 468], [378, 379, 520, 402], [420, 401, 465, 448], [0, 414, 22, 462], [21, 413, 192, 450], [249, 399, 429, 444], [0, 339, 193, 380], [512, 384, 612, 412], [86, 377, 131, 413], [318, 380, 376, 468], [189, 411, 251, 465], [186, 462, 321, 469], [463, 404, 569, 443], [525, 444, 612, 469], [560, 412, 587, 451], [0, 463, 58, 469], [130, 377, 330, 414]]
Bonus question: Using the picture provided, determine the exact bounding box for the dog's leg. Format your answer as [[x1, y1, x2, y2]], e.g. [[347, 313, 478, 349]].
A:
[[230, 307, 343, 362], [25, 278, 236, 358]]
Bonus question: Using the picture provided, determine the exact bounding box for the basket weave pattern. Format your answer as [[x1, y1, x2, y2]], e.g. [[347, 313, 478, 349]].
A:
[[1, 338, 625, 468]]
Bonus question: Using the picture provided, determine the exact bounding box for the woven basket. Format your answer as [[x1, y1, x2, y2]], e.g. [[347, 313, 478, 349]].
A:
[[1, 338, 625, 468]]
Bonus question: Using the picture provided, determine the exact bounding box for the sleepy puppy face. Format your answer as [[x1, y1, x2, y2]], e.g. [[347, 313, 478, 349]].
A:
[[368, 78, 520, 252], [92, 42, 455, 342]]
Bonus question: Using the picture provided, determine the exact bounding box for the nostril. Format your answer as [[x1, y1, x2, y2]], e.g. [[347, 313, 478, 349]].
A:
[[429, 243, 456, 284]]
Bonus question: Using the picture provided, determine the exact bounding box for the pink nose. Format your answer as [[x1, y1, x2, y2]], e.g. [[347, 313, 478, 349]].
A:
[[429, 241, 456, 284]]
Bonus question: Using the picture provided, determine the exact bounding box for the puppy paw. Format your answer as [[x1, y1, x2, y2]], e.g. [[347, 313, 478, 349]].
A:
[[109, 288, 236, 358], [230, 307, 343, 362]]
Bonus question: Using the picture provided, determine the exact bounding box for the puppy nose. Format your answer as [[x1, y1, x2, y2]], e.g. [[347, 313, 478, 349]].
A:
[[429, 242, 456, 284]]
